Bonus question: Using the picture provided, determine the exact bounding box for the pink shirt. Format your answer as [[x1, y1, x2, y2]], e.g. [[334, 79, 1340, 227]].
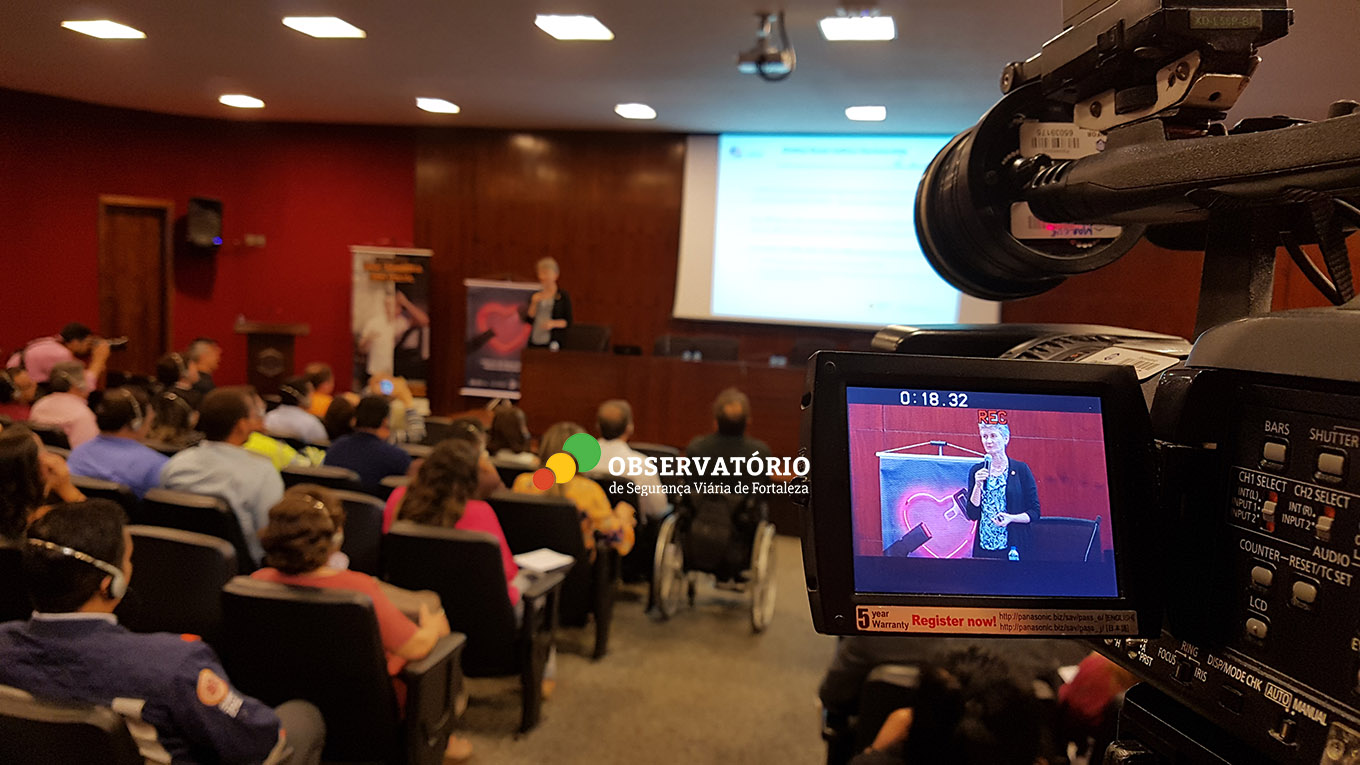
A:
[[28, 392, 99, 448], [7, 337, 95, 388], [385, 489, 520, 605]]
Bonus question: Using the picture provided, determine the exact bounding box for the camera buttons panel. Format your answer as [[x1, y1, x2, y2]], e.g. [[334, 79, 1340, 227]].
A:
[[1261, 439, 1288, 468]]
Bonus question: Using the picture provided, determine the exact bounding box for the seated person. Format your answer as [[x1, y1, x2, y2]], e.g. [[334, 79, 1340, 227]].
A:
[[322, 395, 357, 442], [186, 338, 221, 397], [28, 361, 99, 448], [160, 387, 285, 566], [0, 500, 324, 764], [486, 404, 538, 468], [66, 387, 168, 497], [303, 363, 336, 419], [0, 366, 38, 421], [146, 389, 204, 451], [324, 395, 411, 494], [446, 417, 506, 498], [263, 376, 328, 445], [0, 425, 85, 544], [849, 646, 1065, 765], [153, 351, 203, 411], [511, 421, 635, 556], [685, 387, 773, 493], [243, 390, 316, 469], [588, 399, 667, 520], [388, 440, 521, 603], [366, 376, 424, 445], [5, 322, 110, 390]]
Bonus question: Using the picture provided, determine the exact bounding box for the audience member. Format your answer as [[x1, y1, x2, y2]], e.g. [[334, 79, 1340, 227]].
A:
[[264, 375, 329, 444], [512, 422, 635, 555], [686, 387, 773, 492], [303, 362, 336, 418], [446, 417, 506, 497], [1057, 652, 1139, 761], [324, 395, 411, 493], [242, 390, 315, 469], [66, 387, 168, 497], [0, 425, 84, 543], [159, 387, 285, 565], [153, 351, 203, 410], [487, 404, 538, 467], [0, 500, 324, 764], [249, 491, 469, 759], [589, 399, 667, 520], [322, 395, 357, 442], [28, 361, 99, 448], [5, 322, 110, 388], [146, 390, 203, 450], [367, 375, 424, 444], [0, 366, 38, 420], [524, 257, 572, 348], [186, 337, 221, 396]]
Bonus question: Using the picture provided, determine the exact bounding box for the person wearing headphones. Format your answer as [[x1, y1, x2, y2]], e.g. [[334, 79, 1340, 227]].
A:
[[154, 351, 204, 411], [27, 360, 99, 448], [0, 366, 38, 421], [263, 376, 329, 445], [66, 387, 168, 497], [0, 500, 326, 763]]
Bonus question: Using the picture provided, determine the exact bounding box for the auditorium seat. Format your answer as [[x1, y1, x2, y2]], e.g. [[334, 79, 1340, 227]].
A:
[[381, 474, 411, 493], [556, 323, 612, 352], [601, 477, 655, 586], [116, 526, 236, 643], [400, 442, 432, 459], [0, 688, 142, 765], [281, 464, 363, 493], [28, 423, 69, 450], [69, 476, 140, 518], [488, 492, 618, 659], [383, 522, 562, 733], [491, 458, 531, 489], [653, 334, 739, 361], [138, 488, 256, 573], [421, 416, 456, 446], [220, 577, 465, 764], [331, 490, 385, 575], [0, 547, 30, 623], [1030, 516, 1101, 562], [822, 664, 921, 765]]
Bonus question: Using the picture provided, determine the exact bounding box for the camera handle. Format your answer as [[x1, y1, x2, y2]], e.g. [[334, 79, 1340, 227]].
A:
[[1192, 210, 1279, 338]]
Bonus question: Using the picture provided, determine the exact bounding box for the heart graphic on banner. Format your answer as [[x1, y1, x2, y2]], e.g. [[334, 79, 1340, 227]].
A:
[[476, 303, 530, 354], [901, 491, 974, 559]]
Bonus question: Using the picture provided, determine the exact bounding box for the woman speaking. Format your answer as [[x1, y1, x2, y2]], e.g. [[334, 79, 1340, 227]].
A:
[[964, 423, 1040, 560]]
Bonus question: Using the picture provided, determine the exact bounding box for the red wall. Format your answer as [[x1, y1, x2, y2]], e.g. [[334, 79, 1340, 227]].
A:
[[0, 89, 415, 386]]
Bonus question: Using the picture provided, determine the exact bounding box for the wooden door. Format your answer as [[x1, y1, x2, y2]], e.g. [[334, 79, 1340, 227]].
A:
[[98, 196, 174, 378]]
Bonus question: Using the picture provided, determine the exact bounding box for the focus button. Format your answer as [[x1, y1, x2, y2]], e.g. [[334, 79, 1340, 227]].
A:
[[1263, 440, 1288, 465]]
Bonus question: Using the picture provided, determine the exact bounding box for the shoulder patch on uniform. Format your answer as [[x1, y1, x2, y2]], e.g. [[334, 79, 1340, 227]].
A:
[[196, 668, 229, 706]]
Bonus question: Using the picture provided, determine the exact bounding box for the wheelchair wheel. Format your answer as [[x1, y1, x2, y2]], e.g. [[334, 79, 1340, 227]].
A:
[[749, 521, 778, 633], [653, 514, 685, 619]]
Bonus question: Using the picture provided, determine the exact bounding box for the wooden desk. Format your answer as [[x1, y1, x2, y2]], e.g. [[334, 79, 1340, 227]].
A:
[[519, 349, 806, 461]]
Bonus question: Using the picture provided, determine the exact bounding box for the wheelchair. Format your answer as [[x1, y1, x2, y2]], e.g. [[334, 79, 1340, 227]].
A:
[[651, 490, 778, 633]]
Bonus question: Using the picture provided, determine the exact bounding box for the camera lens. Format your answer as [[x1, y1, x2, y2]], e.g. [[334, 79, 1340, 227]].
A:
[[915, 84, 1146, 300]]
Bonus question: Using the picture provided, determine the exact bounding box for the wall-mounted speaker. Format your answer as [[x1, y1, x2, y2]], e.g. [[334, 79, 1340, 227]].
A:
[[186, 197, 223, 248]]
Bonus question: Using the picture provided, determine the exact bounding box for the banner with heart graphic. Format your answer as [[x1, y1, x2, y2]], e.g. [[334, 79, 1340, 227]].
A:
[[462, 278, 541, 398], [878, 452, 977, 559]]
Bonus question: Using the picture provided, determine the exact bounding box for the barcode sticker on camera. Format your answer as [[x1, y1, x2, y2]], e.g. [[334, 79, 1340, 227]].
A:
[[1075, 347, 1181, 381], [1019, 121, 1105, 159]]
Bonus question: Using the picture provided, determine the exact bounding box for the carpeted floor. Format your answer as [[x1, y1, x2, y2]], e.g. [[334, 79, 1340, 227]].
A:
[[456, 535, 836, 764]]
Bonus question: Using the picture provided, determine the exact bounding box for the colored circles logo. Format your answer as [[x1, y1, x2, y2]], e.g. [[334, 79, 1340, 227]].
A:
[[532, 433, 602, 490]]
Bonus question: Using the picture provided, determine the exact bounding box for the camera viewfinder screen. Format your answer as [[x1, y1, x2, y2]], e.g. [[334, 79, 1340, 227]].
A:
[[848, 387, 1119, 598]]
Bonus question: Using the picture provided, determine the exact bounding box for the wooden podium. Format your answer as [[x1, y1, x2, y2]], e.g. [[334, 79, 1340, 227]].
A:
[[234, 321, 309, 396]]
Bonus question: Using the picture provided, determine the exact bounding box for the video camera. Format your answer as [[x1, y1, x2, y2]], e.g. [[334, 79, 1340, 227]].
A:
[[800, 1, 1360, 762]]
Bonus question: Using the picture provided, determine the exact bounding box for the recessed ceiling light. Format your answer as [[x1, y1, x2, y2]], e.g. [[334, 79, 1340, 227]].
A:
[[534, 14, 614, 41], [219, 94, 265, 109], [845, 105, 886, 121], [60, 20, 146, 39], [282, 16, 367, 38], [819, 15, 896, 41], [614, 103, 657, 120], [417, 98, 461, 114]]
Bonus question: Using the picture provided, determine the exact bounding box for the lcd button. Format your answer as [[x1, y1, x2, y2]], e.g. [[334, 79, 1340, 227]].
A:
[[1318, 452, 1346, 478], [1251, 566, 1274, 588], [1292, 580, 1319, 605], [1263, 441, 1288, 465], [1246, 617, 1269, 640]]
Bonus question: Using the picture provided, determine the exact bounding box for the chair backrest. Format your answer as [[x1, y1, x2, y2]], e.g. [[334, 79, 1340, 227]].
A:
[[219, 577, 401, 762], [629, 442, 681, 461], [28, 423, 70, 450], [117, 526, 236, 642], [383, 523, 520, 676], [0, 688, 142, 765], [1030, 516, 1101, 562], [70, 476, 140, 517], [653, 334, 739, 361], [139, 488, 255, 572], [557, 323, 611, 352], [421, 416, 456, 447], [331, 490, 385, 575], [399, 442, 432, 459], [487, 492, 594, 624], [0, 547, 31, 623], [42, 445, 70, 459], [281, 464, 362, 493], [491, 459, 530, 489]]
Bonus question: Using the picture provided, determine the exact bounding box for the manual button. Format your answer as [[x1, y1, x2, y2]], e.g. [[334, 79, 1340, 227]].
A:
[[1263, 440, 1288, 465]]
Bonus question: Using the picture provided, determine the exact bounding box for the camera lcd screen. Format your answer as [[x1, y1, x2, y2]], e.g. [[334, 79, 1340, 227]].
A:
[[847, 386, 1119, 599]]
